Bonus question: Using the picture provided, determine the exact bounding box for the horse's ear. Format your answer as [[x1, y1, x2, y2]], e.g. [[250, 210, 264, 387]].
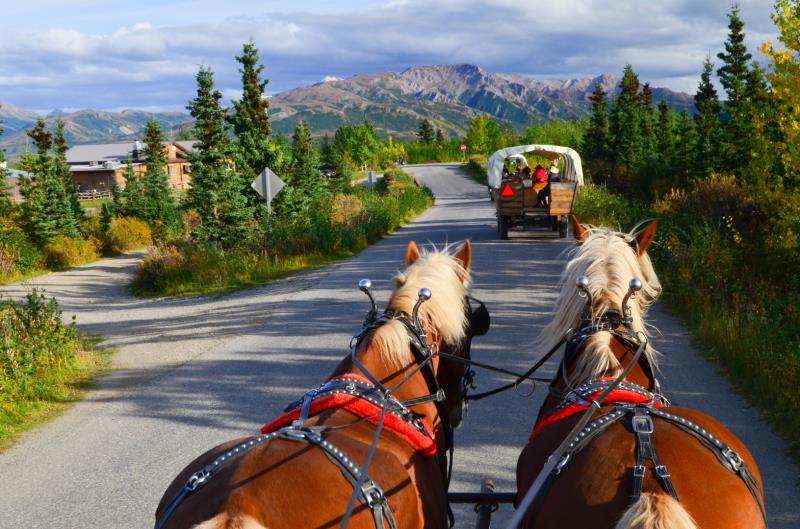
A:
[[636, 220, 658, 256], [453, 240, 471, 282], [406, 240, 421, 265], [571, 215, 589, 242]]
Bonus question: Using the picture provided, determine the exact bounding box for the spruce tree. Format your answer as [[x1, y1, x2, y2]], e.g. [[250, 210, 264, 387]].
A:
[[121, 160, 145, 217], [693, 57, 722, 177], [435, 128, 445, 146], [417, 119, 435, 144], [672, 109, 697, 186], [20, 118, 78, 242], [289, 121, 319, 189], [320, 134, 334, 169], [608, 65, 644, 171], [0, 112, 13, 217], [639, 82, 657, 165], [717, 4, 755, 177], [228, 41, 273, 201], [583, 83, 610, 164], [187, 66, 251, 243], [53, 119, 85, 223], [140, 118, 180, 230]]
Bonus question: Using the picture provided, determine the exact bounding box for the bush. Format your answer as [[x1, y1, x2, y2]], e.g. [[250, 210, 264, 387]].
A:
[[465, 155, 488, 185], [0, 224, 41, 277], [105, 217, 152, 253], [42, 235, 100, 270]]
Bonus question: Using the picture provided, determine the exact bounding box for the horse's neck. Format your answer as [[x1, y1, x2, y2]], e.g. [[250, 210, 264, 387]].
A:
[[540, 337, 655, 414], [331, 344, 440, 425]]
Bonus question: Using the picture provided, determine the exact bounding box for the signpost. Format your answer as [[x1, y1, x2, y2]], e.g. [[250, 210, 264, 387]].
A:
[[251, 167, 285, 215]]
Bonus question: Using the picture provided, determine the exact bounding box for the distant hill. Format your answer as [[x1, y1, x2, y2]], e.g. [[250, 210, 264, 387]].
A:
[[267, 64, 694, 139], [0, 106, 193, 158], [1, 64, 694, 156]]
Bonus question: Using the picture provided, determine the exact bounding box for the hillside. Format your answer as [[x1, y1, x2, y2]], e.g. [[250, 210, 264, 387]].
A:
[[1, 64, 694, 155]]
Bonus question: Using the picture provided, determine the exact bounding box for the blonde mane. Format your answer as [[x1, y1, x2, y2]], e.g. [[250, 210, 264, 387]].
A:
[[359, 245, 470, 369], [538, 224, 662, 386]]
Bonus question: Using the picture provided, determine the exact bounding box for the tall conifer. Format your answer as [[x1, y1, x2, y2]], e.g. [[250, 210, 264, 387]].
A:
[[141, 118, 180, 230], [694, 58, 722, 177], [0, 112, 13, 216], [417, 119, 435, 144], [229, 41, 273, 200], [53, 119, 85, 223], [583, 83, 609, 164], [609, 65, 644, 171], [188, 66, 251, 243]]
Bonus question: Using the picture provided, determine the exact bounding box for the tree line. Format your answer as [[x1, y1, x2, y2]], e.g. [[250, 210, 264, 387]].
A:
[[582, 3, 798, 199]]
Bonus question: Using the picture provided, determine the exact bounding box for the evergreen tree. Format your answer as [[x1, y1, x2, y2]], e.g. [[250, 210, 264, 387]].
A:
[[111, 179, 123, 214], [693, 57, 722, 177], [639, 82, 657, 165], [672, 109, 697, 186], [717, 4, 756, 177], [417, 119, 435, 144], [288, 121, 320, 190], [100, 202, 114, 234], [53, 119, 85, 223], [583, 83, 610, 164], [121, 160, 145, 217], [228, 41, 273, 200], [20, 118, 78, 242], [608, 65, 645, 172], [187, 66, 252, 243], [435, 128, 445, 146], [320, 134, 334, 169], [0, 112, 13, 216], [655, 100, 675, 170], [140, 118, 180, 230]]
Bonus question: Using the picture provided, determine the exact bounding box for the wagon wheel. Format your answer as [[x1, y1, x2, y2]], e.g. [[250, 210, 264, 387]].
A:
[[558, 216, 569, 238], [498, 215, 509, 240]]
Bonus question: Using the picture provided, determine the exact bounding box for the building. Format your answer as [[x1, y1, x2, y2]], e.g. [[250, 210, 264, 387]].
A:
[[2, 163, 28, 203], [66, 141, 196, 192]]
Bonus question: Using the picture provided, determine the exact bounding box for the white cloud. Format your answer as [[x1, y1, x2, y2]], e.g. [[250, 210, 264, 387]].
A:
[[0, 0, 780, 111]]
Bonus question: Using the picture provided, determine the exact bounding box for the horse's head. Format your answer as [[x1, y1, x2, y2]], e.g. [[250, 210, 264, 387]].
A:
[[352, 240, 487, 431], [540, 217, 662, 390]]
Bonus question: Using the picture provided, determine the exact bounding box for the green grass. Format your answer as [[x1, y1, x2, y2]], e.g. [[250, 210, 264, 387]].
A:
[[0, 294, 112, 451], [79, 196, 113, 211]]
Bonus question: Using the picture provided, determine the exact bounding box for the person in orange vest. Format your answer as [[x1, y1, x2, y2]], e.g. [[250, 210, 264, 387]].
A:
[[532, 164, 548, 184]]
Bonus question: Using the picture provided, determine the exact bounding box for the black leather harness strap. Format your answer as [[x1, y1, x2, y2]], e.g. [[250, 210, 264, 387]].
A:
[[631, 406, 679, 501]]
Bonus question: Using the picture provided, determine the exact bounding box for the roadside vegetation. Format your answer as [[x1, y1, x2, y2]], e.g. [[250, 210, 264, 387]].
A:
[[0, 290, 108, 449], [573, 3, 800, 457]]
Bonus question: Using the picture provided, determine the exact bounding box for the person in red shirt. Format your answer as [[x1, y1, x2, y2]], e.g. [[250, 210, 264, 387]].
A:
[[532, 164, 548, 184]]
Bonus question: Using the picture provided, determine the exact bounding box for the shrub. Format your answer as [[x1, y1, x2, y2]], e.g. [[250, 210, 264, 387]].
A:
[[42, 235, 100, 270], [465, 155, 488, 185], [330, 194, 363, 227], [105, 217, 152, 254], [0, 224, 41, 276]]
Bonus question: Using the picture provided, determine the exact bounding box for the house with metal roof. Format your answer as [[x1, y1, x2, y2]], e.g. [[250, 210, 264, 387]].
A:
[[67, 141, 197, 192], [2, 164, 29, 203]]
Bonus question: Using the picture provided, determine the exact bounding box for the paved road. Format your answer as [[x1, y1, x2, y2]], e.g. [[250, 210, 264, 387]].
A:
[[1, 164, 798, 529]]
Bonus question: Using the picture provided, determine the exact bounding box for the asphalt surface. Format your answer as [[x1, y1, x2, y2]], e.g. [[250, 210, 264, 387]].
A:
[[1, 163, 798, 529]]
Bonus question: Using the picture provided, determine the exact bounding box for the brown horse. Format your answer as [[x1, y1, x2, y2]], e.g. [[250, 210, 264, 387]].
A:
[[514, 218, 766, 529], [155, 240, 490, 529]]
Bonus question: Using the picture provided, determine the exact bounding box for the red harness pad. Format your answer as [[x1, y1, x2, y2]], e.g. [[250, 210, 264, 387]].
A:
[[261, 375, 437, 458], [530, 386, 664, 441]]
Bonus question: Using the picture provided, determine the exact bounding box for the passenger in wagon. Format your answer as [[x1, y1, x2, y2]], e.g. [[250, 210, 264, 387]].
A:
[[532, 164, 548, 184]]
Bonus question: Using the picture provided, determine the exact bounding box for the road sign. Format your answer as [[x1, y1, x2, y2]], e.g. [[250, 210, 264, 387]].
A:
[[460, 144, 467, 152], [251, 167, 285, 214]]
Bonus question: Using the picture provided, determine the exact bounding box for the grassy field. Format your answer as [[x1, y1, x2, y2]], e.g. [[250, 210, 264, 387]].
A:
[[0, 292, 110, 451]]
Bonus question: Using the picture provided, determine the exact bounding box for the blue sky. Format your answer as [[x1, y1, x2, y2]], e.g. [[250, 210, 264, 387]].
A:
[[0, 0, 778, 113]]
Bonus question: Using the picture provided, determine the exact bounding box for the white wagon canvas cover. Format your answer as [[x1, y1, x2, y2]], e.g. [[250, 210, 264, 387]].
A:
[[487, 145, 584, 188]]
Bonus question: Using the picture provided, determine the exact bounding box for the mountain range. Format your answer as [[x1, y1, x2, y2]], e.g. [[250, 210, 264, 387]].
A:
[[1, 64, 694, 157]]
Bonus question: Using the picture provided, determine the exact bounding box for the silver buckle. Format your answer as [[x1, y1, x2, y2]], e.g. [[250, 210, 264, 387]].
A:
[[185, 469, 211, 491], [632, 465, 646, 478], [361, 480, 385, 508], [553, 453, 571, 475], [655, 465, 670, 479], [723, 449, 743, 471], [632, 415, 654, 434]]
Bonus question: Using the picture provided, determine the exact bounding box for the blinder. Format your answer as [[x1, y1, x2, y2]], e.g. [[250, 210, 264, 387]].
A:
[[466, 295, 491, 337]]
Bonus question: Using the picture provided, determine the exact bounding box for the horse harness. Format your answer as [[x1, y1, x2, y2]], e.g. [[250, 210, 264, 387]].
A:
[[527, 314, 767, 525], [155, 300, 479, 529]]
